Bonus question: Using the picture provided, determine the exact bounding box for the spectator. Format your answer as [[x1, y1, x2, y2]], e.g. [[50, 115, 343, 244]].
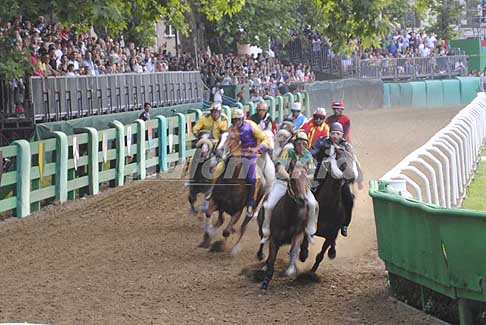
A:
[[139, 102, 151, 121], [212, 82, 224, 104]]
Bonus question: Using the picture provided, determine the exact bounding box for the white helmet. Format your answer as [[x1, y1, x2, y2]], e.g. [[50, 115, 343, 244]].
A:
[[291, 102, 302, 112]]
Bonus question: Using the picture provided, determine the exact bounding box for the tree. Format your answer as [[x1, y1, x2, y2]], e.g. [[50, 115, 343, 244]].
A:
[[208, 0, 299, 50], [426, 0, 464, 40], [0, 0, 246, 79]]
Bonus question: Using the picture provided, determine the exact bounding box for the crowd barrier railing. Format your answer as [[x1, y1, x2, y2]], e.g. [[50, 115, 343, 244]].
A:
[[381, 92, 486, 208], [0, 92, 308, 218]]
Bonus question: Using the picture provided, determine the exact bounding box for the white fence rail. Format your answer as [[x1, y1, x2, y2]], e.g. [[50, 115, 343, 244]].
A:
[[381, 92, 486, 208]]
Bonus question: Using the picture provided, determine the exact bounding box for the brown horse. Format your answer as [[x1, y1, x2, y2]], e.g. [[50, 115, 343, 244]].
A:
[[186, 132, 216, 215], [299, 146, 357, 273], [261, 165, 309, 290], [198, 127, 270, 255]]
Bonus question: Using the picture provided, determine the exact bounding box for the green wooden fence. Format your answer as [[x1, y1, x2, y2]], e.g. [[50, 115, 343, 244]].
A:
[[0, 92, 308, 218]]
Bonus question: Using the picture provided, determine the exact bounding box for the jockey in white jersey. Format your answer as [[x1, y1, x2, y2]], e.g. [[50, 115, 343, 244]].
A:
[[263, 131, 319, 244]]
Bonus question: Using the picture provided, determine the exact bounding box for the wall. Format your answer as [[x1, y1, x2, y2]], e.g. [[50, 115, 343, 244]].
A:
[[384, 77, 480, 109], [449, 38, 484, 72]]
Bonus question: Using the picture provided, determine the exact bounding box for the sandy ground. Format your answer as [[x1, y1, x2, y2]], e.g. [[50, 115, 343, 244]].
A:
[[0, 107, 461, 325]]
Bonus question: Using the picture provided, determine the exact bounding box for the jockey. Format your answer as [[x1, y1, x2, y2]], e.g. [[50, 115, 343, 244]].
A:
[[249, 102, 276, 132], [279, 119, 295, 134], [231, 108, 271, 216], [192, 103, 229, 143], [310, 122, 363, 237], [263, 131, 319, 244], [301, 107, 330, 147], [288, 102, 306, 131], [272, 128, 293, 161], [325, 101, 351, 141]]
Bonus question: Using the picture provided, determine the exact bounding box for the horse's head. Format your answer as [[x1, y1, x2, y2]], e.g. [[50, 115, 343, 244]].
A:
[[331, 145, 358, 181], [195, 132, 214, 160], [288, 163, 309, 201]]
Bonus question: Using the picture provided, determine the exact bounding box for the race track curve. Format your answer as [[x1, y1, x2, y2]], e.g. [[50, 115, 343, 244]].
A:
[[0, 107, 461, 324]]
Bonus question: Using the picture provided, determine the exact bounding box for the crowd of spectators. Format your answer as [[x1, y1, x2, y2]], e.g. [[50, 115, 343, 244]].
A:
[[200, 51, 314, 99], [0, 15, 316, 92]]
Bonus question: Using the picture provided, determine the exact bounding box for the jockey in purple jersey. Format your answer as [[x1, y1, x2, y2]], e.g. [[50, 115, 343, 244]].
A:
[[230, 108, 271, 216]]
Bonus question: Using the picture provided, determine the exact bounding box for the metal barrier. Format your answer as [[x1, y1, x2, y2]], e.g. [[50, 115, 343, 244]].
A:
[[0, 92, 308, 217], [381, 92, 486, 208], [0, 71, 204, 122], [286, 39, 469, 80], [26, 71, 203, 122]]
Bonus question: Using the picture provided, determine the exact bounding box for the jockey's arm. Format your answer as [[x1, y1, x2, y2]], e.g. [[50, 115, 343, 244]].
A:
[[276, 163, 290, 180], [250, 120, 271, 151], [192, 116, 206, 137]]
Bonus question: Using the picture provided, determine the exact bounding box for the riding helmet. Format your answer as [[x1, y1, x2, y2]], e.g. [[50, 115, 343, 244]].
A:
[[231, 108, 245, 119], [291, 102, 302, 112], [330, 122, 344, 133], [331, 101, 345, 110], [257, 101, 269, 111], [294, 131, 309, 142], [211, 103, 222, 111], [313, 107, 327, 117]]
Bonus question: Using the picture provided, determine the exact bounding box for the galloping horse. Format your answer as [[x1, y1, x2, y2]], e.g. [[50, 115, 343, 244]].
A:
[[299, 145, 357, 272], [186, 132, 218, 215], [198, 127, 274, 256], [261, 164, 310, 290]]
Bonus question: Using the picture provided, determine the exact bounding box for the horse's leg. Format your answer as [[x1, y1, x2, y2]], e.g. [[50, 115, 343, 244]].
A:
[[188, 189, 198, 215], [223, 210, 242, 238], [198, 199, 216, 248], [328, 238, 337, 259], [256, 208, 266, 261], [285, 232, 304, 278], [214, 210, 225, 228], [231, 214, 252, 256], [299, 235, 309, 262], [311, 238, 333, 273], [262, 240, 280, 290]]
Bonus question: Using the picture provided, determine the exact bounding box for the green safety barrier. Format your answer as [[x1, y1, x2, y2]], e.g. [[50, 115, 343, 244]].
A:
[[384, 83, 391, 109], [369, 180, 486, 324], [425, 80, 444, 108], [0, 92, 310, 218], [442, 79, 462, 107], [409, 81, 427, 109], [389, 83, 401, 109], [399, 82, 413, 108], [457, 77, 481, 105]]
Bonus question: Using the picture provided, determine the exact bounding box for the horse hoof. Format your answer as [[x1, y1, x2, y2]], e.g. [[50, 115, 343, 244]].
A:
[[299, 248, 308, 262], [222, 230, 230, 238], [231, 244, 241, 257], [328, 246, 336, 259], [256, 251, 265, 261], [284, 266, 297, 278], [261, 280, 270, 290], [198, 233, 211, 248]]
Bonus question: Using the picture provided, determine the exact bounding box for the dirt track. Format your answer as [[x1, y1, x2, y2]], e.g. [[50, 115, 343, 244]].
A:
[[0, 107, 461, 325]]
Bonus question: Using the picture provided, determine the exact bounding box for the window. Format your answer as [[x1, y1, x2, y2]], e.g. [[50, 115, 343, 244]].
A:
[[165, 24, 175, 38]]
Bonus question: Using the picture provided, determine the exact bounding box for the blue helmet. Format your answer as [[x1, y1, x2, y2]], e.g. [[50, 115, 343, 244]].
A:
[[330, 122, 344, 133]]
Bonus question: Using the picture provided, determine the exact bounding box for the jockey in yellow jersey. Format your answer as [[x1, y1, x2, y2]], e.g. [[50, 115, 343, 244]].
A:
[[192, 103, 229, 143]]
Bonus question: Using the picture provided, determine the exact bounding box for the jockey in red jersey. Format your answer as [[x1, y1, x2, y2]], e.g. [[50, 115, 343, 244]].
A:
[[325, 101, 351, 142], [301, 107, 329, 148]]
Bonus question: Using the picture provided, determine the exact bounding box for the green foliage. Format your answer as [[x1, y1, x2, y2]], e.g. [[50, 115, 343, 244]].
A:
[[313, 0, 392, 54], [425, 0, 464, 40], [0, 31, 33, 80], [211, 0, 307, 50]]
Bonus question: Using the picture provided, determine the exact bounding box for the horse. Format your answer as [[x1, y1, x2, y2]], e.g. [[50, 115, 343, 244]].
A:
[[186, 132, 218, 215], [198, 127, 274, 256], [261, 164, 310, 290], [299, 145, 357, 273]]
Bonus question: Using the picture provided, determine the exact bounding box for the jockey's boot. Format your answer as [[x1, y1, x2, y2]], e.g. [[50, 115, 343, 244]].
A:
[[204, 185, 214, 200], [341, 225, 348, 237]]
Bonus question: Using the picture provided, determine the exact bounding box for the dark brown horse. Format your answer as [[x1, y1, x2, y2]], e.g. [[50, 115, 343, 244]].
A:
[[186, 133, 216, 215], [299, 146, 357, 273], [261, 165, 309, 290], [198, 128, 270, 256]]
